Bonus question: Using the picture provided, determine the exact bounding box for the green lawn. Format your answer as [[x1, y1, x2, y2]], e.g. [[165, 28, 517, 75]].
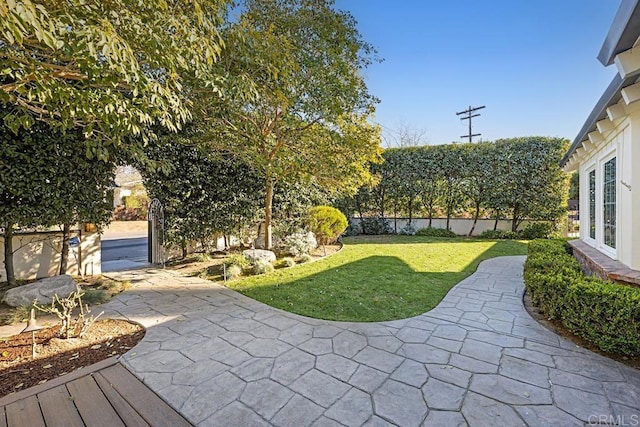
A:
[[226, 235, 528, 322]]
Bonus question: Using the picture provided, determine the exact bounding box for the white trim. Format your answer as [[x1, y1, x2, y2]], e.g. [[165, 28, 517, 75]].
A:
[[584, 166, 597, 247], [599, 150, 618, 259]]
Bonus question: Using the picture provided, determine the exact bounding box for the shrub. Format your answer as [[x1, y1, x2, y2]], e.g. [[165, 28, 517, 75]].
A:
[[283, 231, 317, 256], [524, 239, 640, 355], [478, 230, 520, 239], [399, 223, 416, 236], [344, 222, 361, 236], [253, 259, 275, 275], [82, 288, 111, 305], [297, 254, 313, 264], [307, 206, 348, 245], [226, 264, 243, 279], [195, 252, 212, 262], [415, 227, 457, 238], [281, 257, 296, 268], [225, 254, 251, 269], [360, 216, 392, 235], [0, 305, 33, 326], [519, 222, 557, 239]]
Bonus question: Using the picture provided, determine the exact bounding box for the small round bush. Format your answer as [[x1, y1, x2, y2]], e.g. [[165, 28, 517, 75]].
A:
[[307, 206, 348, 245], [297, 254, 312, 264], [281, 257, 296, 268], [360, 216, 392, 235], [415, 227, 457, 238], [520, 222, 557, 239], [253, 259, 275, 275], [399, 223, 416, 236], [283, 231, 317, 256], [226, 264, 243, 279]]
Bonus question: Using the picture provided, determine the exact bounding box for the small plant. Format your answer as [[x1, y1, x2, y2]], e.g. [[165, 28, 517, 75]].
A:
[[399, 223, 416, 236], [253, 259, 275, 275], [195, 252, 212, 262], [282, 231, 317, 256], [307, 206, 348, 245], [416, 227, 457, 238], [82, 288, 111, 305], [281, 257, 296, 268], [226, 264, 243, 279], [33, 286, 103, 339], [225, 253, 251, 269], [297, 254, 313, 264], [0, 305, 33, 326]]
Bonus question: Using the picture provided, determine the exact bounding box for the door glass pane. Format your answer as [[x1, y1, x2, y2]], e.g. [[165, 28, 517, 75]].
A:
[[589, 170, 596, 239], [603, 158, 616, 249]]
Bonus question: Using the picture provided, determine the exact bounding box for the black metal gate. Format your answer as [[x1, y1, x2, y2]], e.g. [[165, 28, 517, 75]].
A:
[[148, 199, 165, 266]]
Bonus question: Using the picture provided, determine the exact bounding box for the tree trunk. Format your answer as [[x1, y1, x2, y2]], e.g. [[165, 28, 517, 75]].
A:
[[59, 222, 70, 275], [408, 196, 413, 223], [3, 225, 16, 286], [181, 238, 187, 259], [493, 210, 500, 230], [264, 179, 275, 249], [469, 201, 481, 237], [511, 204, 520, 232], [355, 199, 366, 235], [393, 205, 397, 233]]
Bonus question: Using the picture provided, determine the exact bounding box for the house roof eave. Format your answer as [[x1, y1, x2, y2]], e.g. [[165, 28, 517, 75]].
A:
[[598, 0, 640, 66]]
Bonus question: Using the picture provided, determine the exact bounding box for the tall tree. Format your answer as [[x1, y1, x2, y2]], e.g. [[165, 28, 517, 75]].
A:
[[460, 142, 494, 236], [1, 0, 228, 161], [495, 137, 569, 231], [203, 0, 381, 249]]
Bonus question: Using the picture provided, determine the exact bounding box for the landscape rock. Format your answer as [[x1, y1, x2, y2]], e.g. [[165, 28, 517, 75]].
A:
[[242, 249, 276, 264], [2, 275, 77, 307]]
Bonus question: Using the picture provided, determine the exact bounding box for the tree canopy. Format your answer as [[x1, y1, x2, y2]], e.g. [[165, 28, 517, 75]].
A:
[[0, 0, 228, 161], [200, 0, 381, 248]]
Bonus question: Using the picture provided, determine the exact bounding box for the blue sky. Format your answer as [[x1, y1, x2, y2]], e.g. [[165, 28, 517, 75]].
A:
[[335, 1, 621, 146]]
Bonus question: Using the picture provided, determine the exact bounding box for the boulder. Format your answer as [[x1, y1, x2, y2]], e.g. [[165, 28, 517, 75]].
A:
[[243, 249, 276, 264], [2, 275, 77, 307]]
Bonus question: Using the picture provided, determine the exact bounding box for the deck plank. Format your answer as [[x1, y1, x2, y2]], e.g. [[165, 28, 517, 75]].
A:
[[94, 373, 148, 427], [66, 375, 125, 427], [99, 365, 191, 427], [5, 395, 45, 427], [37, 385, 84, 427]]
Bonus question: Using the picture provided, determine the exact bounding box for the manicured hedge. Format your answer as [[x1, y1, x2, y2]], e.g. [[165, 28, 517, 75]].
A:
[[524, 239, 640, 355]]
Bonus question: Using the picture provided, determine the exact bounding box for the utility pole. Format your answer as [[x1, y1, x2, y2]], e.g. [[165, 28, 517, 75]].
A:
[[456, 105, 485, 143]]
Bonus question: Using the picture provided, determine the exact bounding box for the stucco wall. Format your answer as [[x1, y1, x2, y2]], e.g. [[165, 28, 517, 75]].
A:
[[0, 230, 101, 281]]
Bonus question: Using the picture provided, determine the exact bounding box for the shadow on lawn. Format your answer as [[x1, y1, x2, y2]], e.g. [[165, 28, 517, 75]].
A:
[[235, 239, 528, 322]]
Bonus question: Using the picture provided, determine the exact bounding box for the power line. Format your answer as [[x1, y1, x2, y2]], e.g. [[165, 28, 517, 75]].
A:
[[456, 105, 485, 143]]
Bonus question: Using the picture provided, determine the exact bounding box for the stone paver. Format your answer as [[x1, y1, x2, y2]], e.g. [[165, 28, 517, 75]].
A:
[[100, 256, 640, 426]]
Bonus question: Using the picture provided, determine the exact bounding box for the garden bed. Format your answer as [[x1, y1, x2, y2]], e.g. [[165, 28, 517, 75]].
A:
[[0, 319, 144, 398]]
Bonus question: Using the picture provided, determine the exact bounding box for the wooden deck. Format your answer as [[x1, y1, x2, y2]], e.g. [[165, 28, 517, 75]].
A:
[[0, 357, 192, 427]]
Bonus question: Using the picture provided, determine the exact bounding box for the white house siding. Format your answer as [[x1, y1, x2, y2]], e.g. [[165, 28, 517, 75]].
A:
[[578, 108, 640, 270]]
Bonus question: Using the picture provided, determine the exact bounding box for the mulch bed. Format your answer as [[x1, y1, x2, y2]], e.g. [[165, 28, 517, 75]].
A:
[[0, 319, 145, 398]]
